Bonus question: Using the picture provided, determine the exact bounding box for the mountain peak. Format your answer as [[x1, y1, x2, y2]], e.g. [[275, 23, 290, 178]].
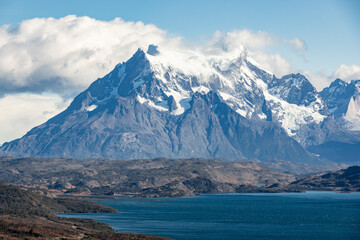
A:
[[281, 73, 308, 81], [146, 44, 160, 56], [129, 47, 148, 63], [330, 78, 347, 88], [268, 72, 323, 108], [80, 47, 326, 135]]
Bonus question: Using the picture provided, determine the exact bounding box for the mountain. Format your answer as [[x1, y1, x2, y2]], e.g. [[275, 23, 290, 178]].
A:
[[320, 79, 360, 131], [303, 79, 360, 164], [268, 73, 326, 114], [0, 45, 358, 167]]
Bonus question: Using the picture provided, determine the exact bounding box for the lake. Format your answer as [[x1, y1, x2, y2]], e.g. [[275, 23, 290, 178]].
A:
[[58, 192, 360, 240]]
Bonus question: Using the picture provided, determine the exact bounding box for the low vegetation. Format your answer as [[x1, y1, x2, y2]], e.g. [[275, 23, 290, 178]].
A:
[[236, 166, 360, 193], [0, 157, 296, 197], [0, 181, 172, 239]]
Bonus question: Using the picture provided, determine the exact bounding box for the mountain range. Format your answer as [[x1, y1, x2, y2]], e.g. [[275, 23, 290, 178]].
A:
[[1, 45, 359, 167]]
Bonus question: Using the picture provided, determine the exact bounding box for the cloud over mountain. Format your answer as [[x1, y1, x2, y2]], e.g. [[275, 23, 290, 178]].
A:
[[0, 15, 356, 144], [0, 15, 310, 97], [304, 64, 360, 90], [0, 15, 170, 96], [333, 64, 360, 81]]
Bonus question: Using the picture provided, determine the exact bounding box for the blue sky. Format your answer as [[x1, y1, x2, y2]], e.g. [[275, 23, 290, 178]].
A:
[[1, 0, 359, 73]]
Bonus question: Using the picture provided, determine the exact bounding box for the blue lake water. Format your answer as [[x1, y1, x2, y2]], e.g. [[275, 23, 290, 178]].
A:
[[58, 192, 360, 240]]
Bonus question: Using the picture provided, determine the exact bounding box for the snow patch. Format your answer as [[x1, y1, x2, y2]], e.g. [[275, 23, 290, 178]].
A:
[[236, 109, 247, 117], [258, 113, 267, 119], [193, 86, 210, 94], [86, 105, 97, 112], [137, 95, 168, 112], [219, 92, 254, 118], [171, 98, 191, 115], [264, 91, 326, 136]]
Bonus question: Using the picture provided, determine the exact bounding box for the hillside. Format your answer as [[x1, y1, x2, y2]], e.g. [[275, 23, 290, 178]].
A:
[[0, 181, 116, 217], [236, 166, 360, 193], [285, 165, 360, 192], [0, 181, 172, 239], [0, 157, 295, 197]]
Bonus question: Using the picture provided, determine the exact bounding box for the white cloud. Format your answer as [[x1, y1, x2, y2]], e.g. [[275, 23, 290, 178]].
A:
[[286, 37, 307, 51], [304, 64, 360, 91], [0, 17, 308, 96], [0, 15, 171, 96], [209, 29, 306, 52], [205, 30, 306, 77], [303, 70, 332, 91], [0, 93, 69, 145], [213, 30, 275, 50], [333, 64, 360, 81], [249, 52, 292, 77]]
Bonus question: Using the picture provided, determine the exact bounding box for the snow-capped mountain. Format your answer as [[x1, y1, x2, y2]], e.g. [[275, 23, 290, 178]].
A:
[[92, 45, 327, 137], [300, 79, 360, 165], [268, 73, 327, 114], [320, 79, 360, 131], [0, 45, 358, 165]]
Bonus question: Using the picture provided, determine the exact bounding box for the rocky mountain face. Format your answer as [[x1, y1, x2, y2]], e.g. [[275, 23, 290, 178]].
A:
[[320, 79, 360, 130], [268, 73, 326, 114], [304, 79, 360, 164], [0, 91, 315, 162], [0, 45, 359, 166]]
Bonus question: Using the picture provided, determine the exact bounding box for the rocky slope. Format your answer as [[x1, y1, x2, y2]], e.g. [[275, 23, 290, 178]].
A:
[[0, 157, 295, 197], [0, 181, 171, 239], [284, 165, 360, 192], [236, 165, 360, 193], [0, 181, 116, 217]]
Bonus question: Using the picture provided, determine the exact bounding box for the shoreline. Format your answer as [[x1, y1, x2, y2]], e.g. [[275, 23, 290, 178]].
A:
[[0, 181, 173, 240], [60, 187, 360, 200], [57, 191, 360, 240]]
